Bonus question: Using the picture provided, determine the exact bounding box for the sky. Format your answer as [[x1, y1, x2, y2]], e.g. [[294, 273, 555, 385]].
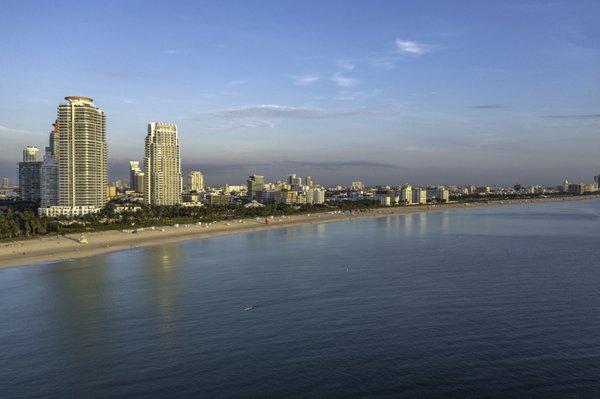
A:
[[1, 0, 599, 186]]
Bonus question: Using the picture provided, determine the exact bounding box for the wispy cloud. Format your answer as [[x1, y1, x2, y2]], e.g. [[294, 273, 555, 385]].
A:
[[195, 104, 402, 119], [395, 39, 430, 55], [163, 49, 186, 55], [337, 60, 355, 71], [542, 113, 600, 119], [198, 120, 275, 131], [281, 160, 400, 170], [0, 124, 45, 137], [292, 75, 320, 86], [331, 73, 358, 88], [469, 104, 509, 109], [224, 79, 247, 87], [334, 89, 382, 101]]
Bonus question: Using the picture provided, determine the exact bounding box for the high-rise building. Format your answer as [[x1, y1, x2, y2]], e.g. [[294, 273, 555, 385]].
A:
[[41, 131, 59, 208], [594, 175, 600, 189], [187, 171, 204, 192], [351, 181, 365, 190], [56, 96, 108, 208], [412, 188, 427, 205], [401, 184, 413, 205], [18, 147, 43, 201], [144, 122, 182, 205], [1, 177, 9, 188], [129, 161, 145, 193], [22, 146, 41, 162], [304, 176, 313, 188], [247, 174, 265, 201]]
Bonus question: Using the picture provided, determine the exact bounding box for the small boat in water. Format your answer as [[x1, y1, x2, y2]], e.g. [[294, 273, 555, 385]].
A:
[[244, 305, 254, 311]]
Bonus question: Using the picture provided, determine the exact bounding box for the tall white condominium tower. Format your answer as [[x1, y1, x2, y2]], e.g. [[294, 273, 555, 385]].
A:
[[57, 96, 107, 209], [187, 171, 204, 192], [144, 122, 182, 205]]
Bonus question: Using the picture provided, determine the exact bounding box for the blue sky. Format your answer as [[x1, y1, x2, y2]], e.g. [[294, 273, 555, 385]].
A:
[[1, 0, 599, 186]]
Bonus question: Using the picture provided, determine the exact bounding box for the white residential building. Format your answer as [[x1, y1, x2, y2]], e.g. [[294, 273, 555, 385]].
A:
[[144, 122, 182, 205]]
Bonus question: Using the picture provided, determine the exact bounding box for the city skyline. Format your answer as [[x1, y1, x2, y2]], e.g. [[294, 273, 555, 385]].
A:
[[1, 1, 599, 185]]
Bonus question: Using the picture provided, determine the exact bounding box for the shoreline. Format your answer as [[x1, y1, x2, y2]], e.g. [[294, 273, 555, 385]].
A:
[[1, 195, 598, 269]]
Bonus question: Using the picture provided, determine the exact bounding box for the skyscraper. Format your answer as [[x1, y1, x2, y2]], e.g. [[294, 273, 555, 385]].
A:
[[144, 122, 182, 205], [304, 176, 313, 188], [22, 146, 41, 162], [56, 96, 107, 208], [18, 146, 43, 201], [247, 174, 265, 201], [40, 127, 58, 208], [187, 171, 204, 192], [129, 161, 145, 193]]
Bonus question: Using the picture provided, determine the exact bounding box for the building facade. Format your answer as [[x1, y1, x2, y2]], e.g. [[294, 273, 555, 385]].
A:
[[56, 96, 108, 208], [144, 122, 182, 205], [187, 171, 204, 192], [247, 174, 265, 201], [18, 147, 43, 202], [129, 161, 145, 193]]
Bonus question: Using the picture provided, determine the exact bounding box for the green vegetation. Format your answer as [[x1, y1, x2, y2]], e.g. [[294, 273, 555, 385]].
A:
[[0, 199, 382, 240]]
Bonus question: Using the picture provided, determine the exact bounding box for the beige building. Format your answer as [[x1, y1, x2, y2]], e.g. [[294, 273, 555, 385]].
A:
[[187, 171, 204, 192], [129, 161, 145, 193], [144, 122, 182, 205], [52, 96, 107, 211], [401, 184, 413, 205]]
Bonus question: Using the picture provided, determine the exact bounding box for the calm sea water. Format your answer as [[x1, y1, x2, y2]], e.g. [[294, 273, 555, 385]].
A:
[[2, 200, 600, 398]]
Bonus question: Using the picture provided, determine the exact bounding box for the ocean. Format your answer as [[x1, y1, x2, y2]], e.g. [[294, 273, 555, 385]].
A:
[[1, 200, 600, 398]]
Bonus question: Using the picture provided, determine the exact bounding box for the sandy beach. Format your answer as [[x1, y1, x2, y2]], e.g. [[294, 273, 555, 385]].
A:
[[1, 195, 598, 269]]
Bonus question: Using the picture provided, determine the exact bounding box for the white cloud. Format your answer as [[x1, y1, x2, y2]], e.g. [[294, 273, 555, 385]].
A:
[[0, 124, 45, 137], [195, 104, 402, 119], [292, 75, 320, 86], [395, 39, 429, 55], [202, 120, 275, 131], [337, 60, 355, 70], [331, 73, 358, 88], [163, 49, 185, 55], [225, 79, 247, 87], [334, 89, 382, 101]]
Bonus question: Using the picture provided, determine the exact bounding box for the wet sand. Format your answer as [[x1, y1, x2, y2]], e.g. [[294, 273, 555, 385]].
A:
[[1, 195, 597, 269]]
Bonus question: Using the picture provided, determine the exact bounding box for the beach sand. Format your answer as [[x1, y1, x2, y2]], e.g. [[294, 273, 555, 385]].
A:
[[1, 196, 597, 269]]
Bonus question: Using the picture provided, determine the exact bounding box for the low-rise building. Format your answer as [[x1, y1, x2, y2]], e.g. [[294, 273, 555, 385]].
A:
[[38, 206, 101, 218]]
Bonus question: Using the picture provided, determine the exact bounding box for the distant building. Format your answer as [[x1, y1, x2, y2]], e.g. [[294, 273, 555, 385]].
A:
[[209, 193, 230, 205], [437, 187, 450, 203], [106, 186, 118, 199], [18, 147, 43, 202], [39, 205, 101, 218], [187, 171, 204, 192], [275, 190, 297, 205], [40, 135, 59, 208], [568, 183, 584, 195], [412, 188, 427, 205], [129, 161, 145, 193], [144, 122, 182, 205], [401, 184, 413, 205], [247, 174, 265, 201], [1, 177, 9, 188], [351, 181, 364, 190], [311, 189, 326, 204], [304, 176, 313, 188], [22, 146, 41, 162]]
